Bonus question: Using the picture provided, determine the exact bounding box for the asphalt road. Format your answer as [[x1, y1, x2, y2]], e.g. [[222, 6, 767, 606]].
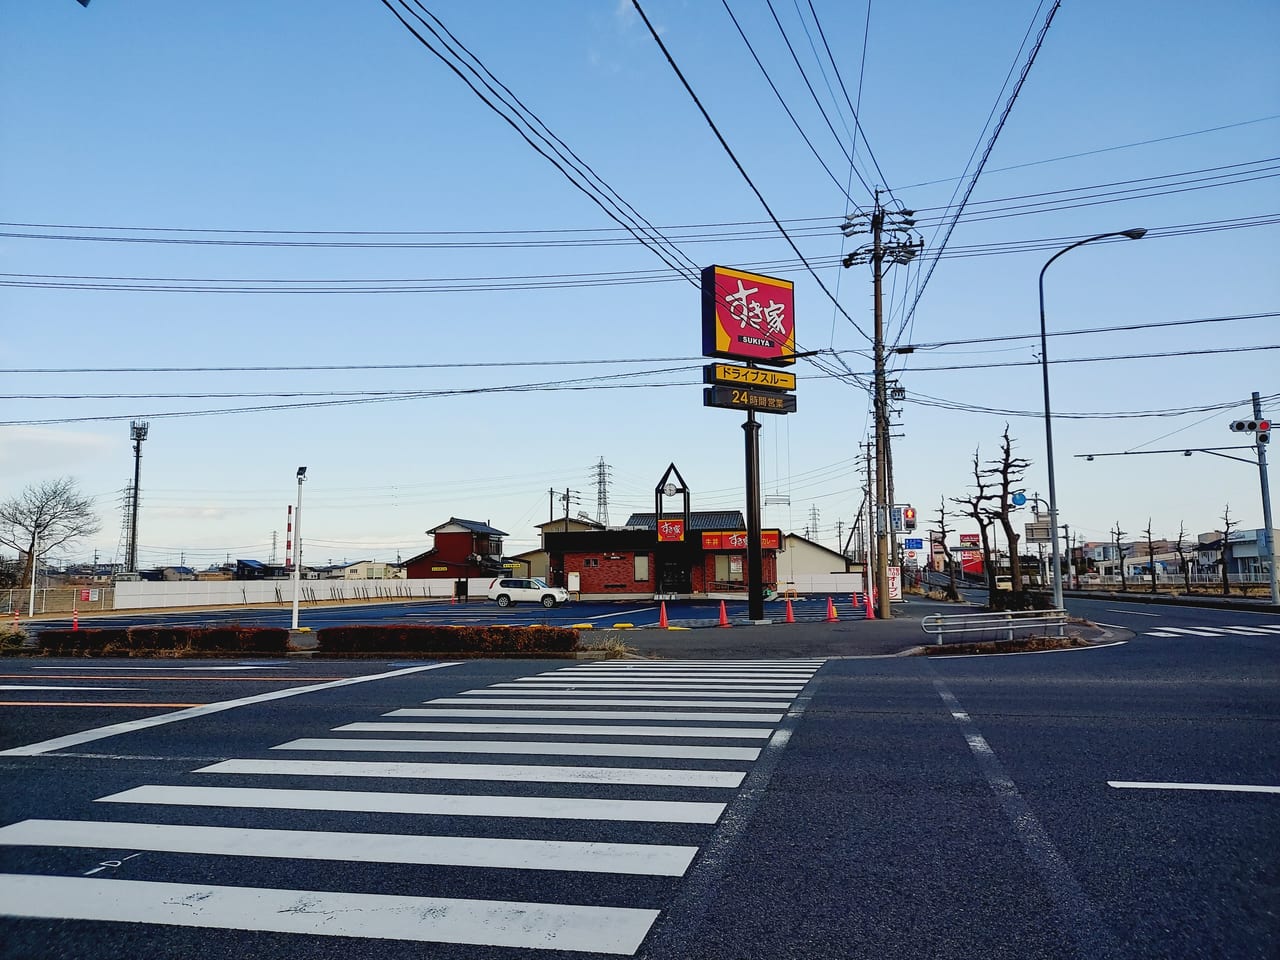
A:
[[0, 618, 1276, 959]]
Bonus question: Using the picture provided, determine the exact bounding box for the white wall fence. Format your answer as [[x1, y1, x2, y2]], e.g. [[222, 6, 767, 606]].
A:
[[777, 573, 865, 596], [112, 578, 494, 611]]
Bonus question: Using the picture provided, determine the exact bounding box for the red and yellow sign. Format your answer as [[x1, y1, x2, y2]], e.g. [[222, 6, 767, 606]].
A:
[[701, 265, 795, 367], [701, 530, 781, 551], [657, 519, 685, 542]]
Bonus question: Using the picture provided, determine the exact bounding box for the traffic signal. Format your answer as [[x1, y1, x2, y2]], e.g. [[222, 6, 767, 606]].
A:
[[1259, 420, 1271, 444], [902, 505, 917, 531], [1230, 419, 1258, 432]]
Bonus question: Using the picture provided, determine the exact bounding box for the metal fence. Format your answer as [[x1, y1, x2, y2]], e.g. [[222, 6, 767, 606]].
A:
[[921, 608, 1068, 645]]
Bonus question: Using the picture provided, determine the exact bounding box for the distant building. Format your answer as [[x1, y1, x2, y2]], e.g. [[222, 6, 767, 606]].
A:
[[404, 518, 509, 580]]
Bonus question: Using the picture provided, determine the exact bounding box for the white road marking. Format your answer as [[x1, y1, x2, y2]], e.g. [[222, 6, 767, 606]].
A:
[[458, 688, 790, 700], [0, 685, 137, 691], [427, 697, 793, 708], [1108, 781, 1280, 794], [548, 669, 817, 678], [487, 682, 803, 691], [0, 874, 658, 955], [0, 819, 697, 877], [384, 708, 784, 722], [100, 784, 728, 823], [336, 721, 774, 739], [35, 670, 282, 675], [273, 737, 762, 761], [504, 677, 806, 686], [195, 757, 746, 788], [1152, 627, 1229, 636], [0, 663, 461, 757], [1105, 609, 1162, 617]]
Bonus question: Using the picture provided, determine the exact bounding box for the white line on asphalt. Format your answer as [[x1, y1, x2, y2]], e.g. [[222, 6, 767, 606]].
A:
[[273, 737, 762, 761], [384, 708, 785, 722], [195, 757, 746, 788], [457, 688, 792, 700], [35, 670, 282, 675], [511, 677, 807, 686], [933, 676, 1121, 958], [336, 721, 774, 739], [1107, 781, 1280, 794], [427, 698, 792, 709], [487, 682, 804, 691], [544, 672, 815, 681], [0, 663, 461, 758], [1154, 627, 1229, 636], [1105, 609, 1162, 617], [99, 784, 727, 823], [0, 685, 138, 691], [583, 607, 656, 621], [0, 818, 697, 876], [0, 874, 659, 955]]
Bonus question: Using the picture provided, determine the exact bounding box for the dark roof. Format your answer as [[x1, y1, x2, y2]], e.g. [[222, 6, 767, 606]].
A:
[[426, 517, 508, 537], [236, 559, 267, 569], [624, 511, 747, 531]]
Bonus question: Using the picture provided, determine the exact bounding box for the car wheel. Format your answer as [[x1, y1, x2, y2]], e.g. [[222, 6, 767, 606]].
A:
[[496, 595, 512, 607], [541, 595, 556, 608]]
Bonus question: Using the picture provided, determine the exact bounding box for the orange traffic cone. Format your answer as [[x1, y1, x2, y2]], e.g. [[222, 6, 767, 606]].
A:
[[826, 597, 838, 622], [659, 601, 669, 629], [864, 590, 875, 620], [785, 598, 795, 623], [718, 600, 730, 628]]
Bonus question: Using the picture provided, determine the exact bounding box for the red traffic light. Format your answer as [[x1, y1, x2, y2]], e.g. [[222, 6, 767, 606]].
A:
[[1260, 420, 1271, 432]]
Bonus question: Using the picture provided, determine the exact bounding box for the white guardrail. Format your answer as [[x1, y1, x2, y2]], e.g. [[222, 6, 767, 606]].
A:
[[921, 608, 1068, 645]]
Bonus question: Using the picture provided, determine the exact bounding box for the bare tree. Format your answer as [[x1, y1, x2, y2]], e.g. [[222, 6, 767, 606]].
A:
[[951, 449, 998, 596], [1173, 521, 1194, 594], [932, 497, 960, 601], [980, 425, 1030, 596], [1144, 519, 1159, 594], [0, 478, 101, 587], [1111, 522, 1129, 592], [1220, 504, 1236, 596]]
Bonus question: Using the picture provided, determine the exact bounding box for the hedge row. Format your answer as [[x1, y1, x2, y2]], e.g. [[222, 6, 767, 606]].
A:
[[37, 626, 289, 657], [315, 624, 578, 656]]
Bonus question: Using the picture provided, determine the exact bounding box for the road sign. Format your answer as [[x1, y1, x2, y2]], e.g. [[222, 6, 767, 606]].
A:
[[1025, 522, 1052, 543], [1012, 491, 1027, 506], [904, 538, 924, 550], [703, 385, 796, 415], [703, 363, 796, 391]]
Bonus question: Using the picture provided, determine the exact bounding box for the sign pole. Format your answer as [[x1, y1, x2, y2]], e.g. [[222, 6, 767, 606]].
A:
[[744, 410, 765, 622]]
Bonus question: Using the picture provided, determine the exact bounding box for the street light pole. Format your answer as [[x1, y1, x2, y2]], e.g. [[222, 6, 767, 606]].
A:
[[1039, 228, 1146, 610], [291, 466, 307, 630]]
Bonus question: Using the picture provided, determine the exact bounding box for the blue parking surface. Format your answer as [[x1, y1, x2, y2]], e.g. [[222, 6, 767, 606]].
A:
[[25, 594, 874, 633]]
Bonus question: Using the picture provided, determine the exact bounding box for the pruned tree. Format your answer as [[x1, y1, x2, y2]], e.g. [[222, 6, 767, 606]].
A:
[[932, 496, 960, 601], [1173, 521, 1193, 594], [980, 424, 1030, 595], [0, 478, 101, 587], [1220, 504, 1236, 596], [1148, 519, 1166, 593], [951, 448, 998, 595], [1111, 522, 1128, 592]]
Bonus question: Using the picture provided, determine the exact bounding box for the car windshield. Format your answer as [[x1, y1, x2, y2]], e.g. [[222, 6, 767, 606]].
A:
[[531, 578, 550, 588]]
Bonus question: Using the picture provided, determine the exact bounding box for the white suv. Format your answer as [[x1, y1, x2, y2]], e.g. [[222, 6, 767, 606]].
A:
[[486, 577, 570, 608]]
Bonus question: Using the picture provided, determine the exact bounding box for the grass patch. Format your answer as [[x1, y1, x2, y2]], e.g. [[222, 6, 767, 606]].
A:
[[575, 630, 636, 658]]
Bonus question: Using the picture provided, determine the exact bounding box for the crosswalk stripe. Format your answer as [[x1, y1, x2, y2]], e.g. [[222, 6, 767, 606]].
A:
[[384, 708, 784, 722], [195, 757, 746, 788], [487, 682, 802, 691], [502, 678, 807, 686], [0, 874, 659, 955], [580, 659, 825, 665], [99, 784, 727, 823], [335, 721, 774, 739], [273, 737, 762, 761], [457, 688, 791, 700], [546, 671, 816, 679], [1155, 627, 1229, 636], [0, 819, 697, 877], [427, 697, 793, 708]]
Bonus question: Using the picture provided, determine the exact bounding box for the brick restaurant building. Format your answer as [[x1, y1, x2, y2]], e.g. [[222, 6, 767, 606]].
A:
[[543, 510, 781, 600]]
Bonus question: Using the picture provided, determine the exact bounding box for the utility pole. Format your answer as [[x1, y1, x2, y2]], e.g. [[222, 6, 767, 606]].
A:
[[127, 420, 149, 573], [593, 458, 612, 526], [560, 488, 581, 533], [843, 193, 921, 618], [1250, 391, 1279, 604]]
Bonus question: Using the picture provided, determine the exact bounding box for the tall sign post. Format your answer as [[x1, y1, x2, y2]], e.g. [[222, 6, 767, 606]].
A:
[[700, 265, 796, 622]]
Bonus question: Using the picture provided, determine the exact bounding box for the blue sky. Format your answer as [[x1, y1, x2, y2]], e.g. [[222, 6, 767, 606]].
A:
[[2, 0, 1277, 570]]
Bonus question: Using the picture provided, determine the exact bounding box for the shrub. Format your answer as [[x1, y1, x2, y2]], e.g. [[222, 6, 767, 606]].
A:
[[36, 626, 288, 657]]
